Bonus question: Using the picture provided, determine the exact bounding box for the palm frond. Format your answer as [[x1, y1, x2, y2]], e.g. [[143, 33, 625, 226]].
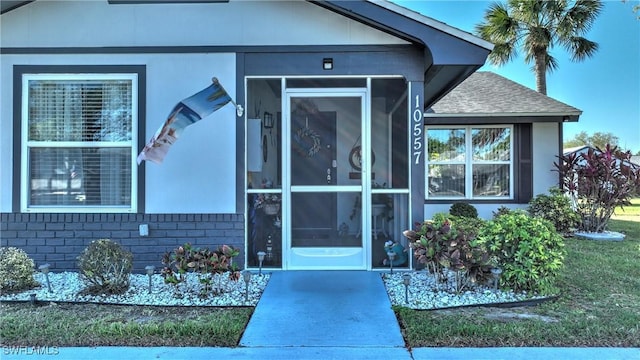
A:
[[475, 2, 520, 43], [546, 53, 560, 72], [524, 51, 558, 74], [562, 0, 604, 35], [565, 36, 599, 61], [488, 42, 518, 66]]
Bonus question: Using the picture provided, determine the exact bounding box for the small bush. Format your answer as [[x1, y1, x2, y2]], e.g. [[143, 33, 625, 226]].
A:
[[77, 239, 133, 295], [161, 243, 241, 296], [403, 216, 491, 292], [0, 247, 38, 292], [528, 187, 579, 234], [431, 213, 487, 240], [492, 205, 513, 219], [478, 211, 565, 295], [450, 202, 478, 218]]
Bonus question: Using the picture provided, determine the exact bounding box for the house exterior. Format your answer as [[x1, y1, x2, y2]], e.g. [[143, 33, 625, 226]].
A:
[[425, 71, 581, 219], [0, 0, 579, 273]]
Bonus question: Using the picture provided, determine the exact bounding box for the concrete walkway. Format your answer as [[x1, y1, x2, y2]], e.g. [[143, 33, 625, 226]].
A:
[[3, 271, 639, 359], [240, 271, 404, 347]]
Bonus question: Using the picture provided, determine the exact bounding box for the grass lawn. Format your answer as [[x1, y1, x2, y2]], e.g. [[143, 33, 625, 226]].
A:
[[395, 218, 640, 347], [0, 304, 252, 347], [613, 197, 640, 220]]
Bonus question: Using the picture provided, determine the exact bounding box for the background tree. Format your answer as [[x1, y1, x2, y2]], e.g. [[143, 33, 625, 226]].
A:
[[563, 131, 620, 150], [555, 145, 640, 232], [563, 131, 590, 148], [476, 0, 603, 95], [622, 0, 640, 19]]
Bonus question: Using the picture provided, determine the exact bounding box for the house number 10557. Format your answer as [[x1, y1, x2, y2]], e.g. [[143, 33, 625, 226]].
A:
[[412, 94, 423, 165]]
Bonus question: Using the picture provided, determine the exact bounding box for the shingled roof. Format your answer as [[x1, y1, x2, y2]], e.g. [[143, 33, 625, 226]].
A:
[[427, 71, 582, 121]]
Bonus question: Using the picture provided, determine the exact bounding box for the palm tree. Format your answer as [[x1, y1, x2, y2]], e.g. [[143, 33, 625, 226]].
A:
[[476, 0, 603, 95]]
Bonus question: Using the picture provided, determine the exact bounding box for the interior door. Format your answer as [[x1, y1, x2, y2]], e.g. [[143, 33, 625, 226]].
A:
[[286, 93, 366, 269]]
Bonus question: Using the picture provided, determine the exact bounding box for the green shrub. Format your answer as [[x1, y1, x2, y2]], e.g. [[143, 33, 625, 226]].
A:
[[448, 215, 486, 239], [492, 205, 513, 219], [432, 213, 487, 240], [478, 211, 565, 295], [450, 202, 478, 218], [403, 216, 492, 292], [528, 187, 579, 234], [0, 247, 38, 292], [77, 239, 133, 295]]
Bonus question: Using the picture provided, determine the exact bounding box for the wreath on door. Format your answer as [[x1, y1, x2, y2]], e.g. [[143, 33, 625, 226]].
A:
[[293, 126, 321, 158]]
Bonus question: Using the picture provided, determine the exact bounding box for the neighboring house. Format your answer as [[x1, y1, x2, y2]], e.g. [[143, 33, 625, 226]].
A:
[[563, 145, 640, 169], [0, 0, 579, 272]]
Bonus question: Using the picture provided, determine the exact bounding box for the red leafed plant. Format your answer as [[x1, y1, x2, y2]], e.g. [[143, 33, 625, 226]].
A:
[[161, 243, 241, 296], [555, 144, 640, 233]]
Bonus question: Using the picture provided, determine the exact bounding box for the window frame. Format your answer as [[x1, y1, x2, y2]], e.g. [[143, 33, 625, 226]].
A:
[[20, 72, 140, 213], [425, 125, 514, 201]]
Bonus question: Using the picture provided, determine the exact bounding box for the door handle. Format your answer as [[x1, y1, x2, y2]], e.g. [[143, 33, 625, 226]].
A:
[[327, 168, 331, 184]]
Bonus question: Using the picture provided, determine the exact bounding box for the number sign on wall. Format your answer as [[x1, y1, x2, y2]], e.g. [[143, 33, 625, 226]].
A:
[[412, 93, 423, 165]]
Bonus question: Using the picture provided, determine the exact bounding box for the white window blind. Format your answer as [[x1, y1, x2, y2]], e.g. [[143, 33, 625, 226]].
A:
[[22, 74, 137, 212]]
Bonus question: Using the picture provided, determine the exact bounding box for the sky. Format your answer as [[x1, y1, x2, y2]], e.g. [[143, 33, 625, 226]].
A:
[[392, 0, 640, 153]]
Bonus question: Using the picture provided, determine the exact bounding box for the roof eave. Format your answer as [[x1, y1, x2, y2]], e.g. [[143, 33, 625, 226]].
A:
[[369, 0, 494, 51], [425, 112, 581, 120], [309, 1, 492, 109], [424, 111, 582, 123], [0, 0, 33, 14]]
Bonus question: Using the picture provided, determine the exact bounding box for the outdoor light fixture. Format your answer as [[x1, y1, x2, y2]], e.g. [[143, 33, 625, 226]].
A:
[[387, 251, 396, 274], [243, 270, 252, 302], [257, 251, 266, 276], [402, 273, 411, 304], [145, 265, 155, 294], [29, 293, 37, 306], [38, 263, 52, 293], [322, 57, 333, 70]]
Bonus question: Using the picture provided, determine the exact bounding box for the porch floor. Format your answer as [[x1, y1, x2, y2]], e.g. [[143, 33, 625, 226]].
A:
[[239, 271, 404, 347]]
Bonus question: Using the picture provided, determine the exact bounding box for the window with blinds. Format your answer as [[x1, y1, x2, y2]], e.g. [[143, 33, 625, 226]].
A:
[[426, 126, 513, 200], [22, 74, 138, 212]]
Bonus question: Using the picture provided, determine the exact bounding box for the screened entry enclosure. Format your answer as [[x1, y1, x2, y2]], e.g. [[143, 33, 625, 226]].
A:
[[246, 78, 411, 270]]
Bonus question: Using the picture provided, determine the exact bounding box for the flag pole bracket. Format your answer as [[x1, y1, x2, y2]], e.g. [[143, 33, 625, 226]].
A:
[[212, 77, 244, 117]]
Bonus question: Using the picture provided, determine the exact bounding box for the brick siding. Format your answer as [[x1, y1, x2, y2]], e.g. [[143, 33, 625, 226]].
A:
[[0, 213, 245, 273]]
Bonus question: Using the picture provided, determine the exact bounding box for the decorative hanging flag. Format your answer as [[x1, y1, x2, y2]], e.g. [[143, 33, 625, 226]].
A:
[[137, 78, 234, 164]]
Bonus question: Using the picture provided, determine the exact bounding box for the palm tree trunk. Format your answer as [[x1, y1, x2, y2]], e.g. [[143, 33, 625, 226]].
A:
[[534, 51, 547, 95]]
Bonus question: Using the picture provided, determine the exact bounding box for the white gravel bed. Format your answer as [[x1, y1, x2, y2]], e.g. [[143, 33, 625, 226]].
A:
[[2, 271, 545, 310], [382, 271, 544, 309], [0, 272, 270, 307]]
